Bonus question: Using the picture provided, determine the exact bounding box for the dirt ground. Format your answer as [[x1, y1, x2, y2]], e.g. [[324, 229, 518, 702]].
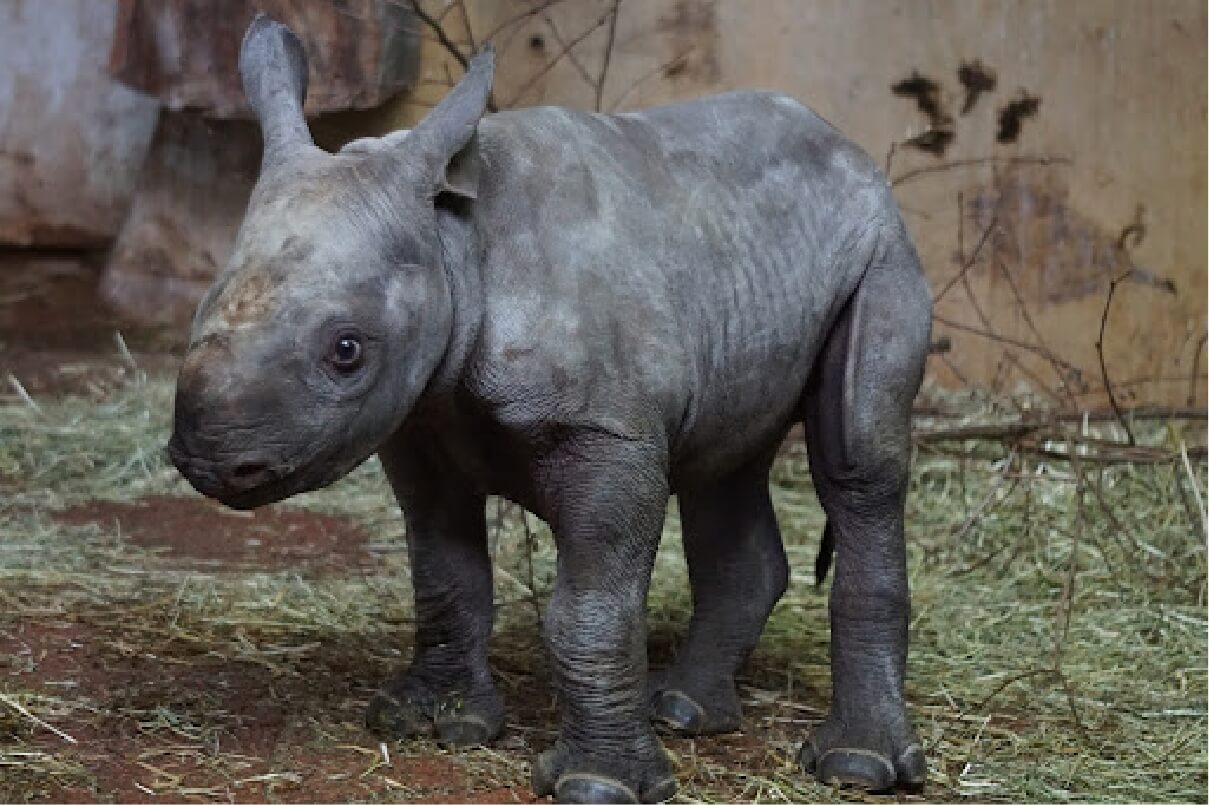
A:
[[2, 261, 1205, 803]]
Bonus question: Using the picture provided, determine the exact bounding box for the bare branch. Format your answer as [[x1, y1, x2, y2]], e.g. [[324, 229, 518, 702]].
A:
[[457, 0, 478, 51], [409, 0, 468, 70], [1188, 333, 1207, 406], [1095, 272, 1137, 445], [595, 0, 622, 112], [503, 7, 617, 108], [992, 252, 1081, 407], [479, 0, 578, 45], [934, 214, 996, 302], [890, 155, 1072, 188], [607, 46, 695, 112], [407, 0, 498, 111], [539, 12, 596, 89], [934, 315, 1082, 375]]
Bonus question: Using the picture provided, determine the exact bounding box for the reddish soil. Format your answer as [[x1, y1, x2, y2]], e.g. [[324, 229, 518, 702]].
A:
[[1, 619, 541, 803], [54, 496, 381, 574]]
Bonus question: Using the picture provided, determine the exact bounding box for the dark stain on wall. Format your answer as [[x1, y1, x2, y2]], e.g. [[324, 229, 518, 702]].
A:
[[957, 60, 997, 115], [996, 90, 1042, 143], [966, 168, 1174, 305], [657, 0, 720, 86], [891, 70, 956, 156]]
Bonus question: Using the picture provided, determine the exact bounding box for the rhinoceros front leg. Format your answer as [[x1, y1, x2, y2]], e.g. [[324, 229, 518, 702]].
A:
[[366, 438, 503, 747], [530, 436, 677, 805], [798, 230, 931, 792]]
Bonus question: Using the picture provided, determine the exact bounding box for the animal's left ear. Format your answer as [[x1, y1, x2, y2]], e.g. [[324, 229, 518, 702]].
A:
[[400, 44, 494, 202]]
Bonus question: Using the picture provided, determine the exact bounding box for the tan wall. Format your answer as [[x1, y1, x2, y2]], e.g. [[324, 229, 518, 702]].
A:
[[384, 0, 1207, 408]]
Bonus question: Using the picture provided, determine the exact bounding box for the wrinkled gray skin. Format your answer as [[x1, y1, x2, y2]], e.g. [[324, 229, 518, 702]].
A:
[[169, 16, 932, 803]]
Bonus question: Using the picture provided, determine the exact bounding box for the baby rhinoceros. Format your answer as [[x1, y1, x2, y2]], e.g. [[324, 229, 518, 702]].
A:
[[169, 14, 932, 803]]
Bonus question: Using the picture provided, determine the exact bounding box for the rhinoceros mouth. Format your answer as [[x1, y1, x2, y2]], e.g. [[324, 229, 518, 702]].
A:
[[167, 438, 303, 510], [167, 434, 364, 511]]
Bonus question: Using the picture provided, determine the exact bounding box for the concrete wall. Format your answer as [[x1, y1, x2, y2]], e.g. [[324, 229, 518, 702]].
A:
[[390, 0, 1207, 408]]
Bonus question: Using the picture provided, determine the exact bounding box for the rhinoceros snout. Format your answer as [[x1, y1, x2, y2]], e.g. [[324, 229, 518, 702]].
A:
[[167, 425, 290, 508]]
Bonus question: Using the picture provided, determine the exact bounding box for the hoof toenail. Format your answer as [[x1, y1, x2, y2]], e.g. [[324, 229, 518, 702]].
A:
[[556, 773, 639, 803]]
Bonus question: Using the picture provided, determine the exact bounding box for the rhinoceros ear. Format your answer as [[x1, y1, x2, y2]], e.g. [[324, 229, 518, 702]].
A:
[[404, 44, 494, 201], [240, 14, 314, 171]]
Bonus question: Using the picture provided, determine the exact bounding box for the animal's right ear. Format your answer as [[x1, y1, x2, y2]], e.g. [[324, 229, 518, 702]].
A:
[[240, 14, 314, 171]]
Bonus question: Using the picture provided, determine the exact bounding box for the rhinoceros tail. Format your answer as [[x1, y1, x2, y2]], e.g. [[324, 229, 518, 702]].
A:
[[814, 520, 835, 585]]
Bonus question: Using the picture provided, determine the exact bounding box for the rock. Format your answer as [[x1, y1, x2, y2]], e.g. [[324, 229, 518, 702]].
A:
[[0, 0, 159, 247], [109, 0, 420, 117], [101, 114, 261, 326]]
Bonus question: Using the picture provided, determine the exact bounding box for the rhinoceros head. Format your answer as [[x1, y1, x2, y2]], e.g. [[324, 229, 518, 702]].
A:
[[169, 15, 493, 509]]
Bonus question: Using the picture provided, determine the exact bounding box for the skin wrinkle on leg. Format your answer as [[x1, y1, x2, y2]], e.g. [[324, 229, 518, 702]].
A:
[[530, 436, 677, 802]]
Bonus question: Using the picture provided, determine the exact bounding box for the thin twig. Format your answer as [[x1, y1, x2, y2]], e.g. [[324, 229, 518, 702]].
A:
[[595, 0, 622, 112], [934, 215, 996, 302], [7, 373, 42, 414], [1096, 272, 1137, 445], [503, 7, 616, 108], [1056, 668, 1097, 747], [1180, 440, 1208, 537], [992, 252, 1081, 407], [521, 508, 542, 628], [1051, 449, 1090, 751], [1000, 352, 1066, 405], [1187, 334, 1207, 406], [889, 154, 1072, 187], [456, 0, 477, 51], [607, 46, 695, 112], [915, 423, 1041, 444], [933, 316, 1081, 374], [478, 0, 578, 45], [950, 452, 1019, 548], [538, 13, 594, 88], [409, 0, 467, 69], [407, 0, 498, 111], [973, 667, 1056, 711], [0, 693, 78, 744]]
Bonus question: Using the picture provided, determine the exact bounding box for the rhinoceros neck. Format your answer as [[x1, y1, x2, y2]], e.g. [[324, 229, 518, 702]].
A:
[[424, 204, 485, 398]]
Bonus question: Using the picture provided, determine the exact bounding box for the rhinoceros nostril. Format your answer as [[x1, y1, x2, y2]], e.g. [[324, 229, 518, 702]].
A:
[[228, 461, 274, 490]]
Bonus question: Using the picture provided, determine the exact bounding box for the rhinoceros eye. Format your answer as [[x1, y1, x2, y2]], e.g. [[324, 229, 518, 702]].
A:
[[330, 332, 364, 371]]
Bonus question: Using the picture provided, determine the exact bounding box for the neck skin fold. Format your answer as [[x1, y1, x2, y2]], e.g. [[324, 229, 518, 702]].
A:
[[425, 203, 485, 399]]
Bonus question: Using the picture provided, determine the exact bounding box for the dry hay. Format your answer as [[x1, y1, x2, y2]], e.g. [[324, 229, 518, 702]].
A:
[[0, 361, 1205, 802]]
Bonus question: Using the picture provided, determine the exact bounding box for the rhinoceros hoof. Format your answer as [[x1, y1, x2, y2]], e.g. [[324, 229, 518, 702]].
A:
[[648, 670, 743, 736], [651, 687, 743, 737], [365, 690, 433, 739], [532, 739, 677, 804], [365, 679, 503, 748], [798, 715, 926, 793]]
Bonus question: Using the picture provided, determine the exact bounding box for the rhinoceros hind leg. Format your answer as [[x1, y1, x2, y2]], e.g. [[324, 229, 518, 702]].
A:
[[798, 223, 930, 792], [650, 453, 788, 736]]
